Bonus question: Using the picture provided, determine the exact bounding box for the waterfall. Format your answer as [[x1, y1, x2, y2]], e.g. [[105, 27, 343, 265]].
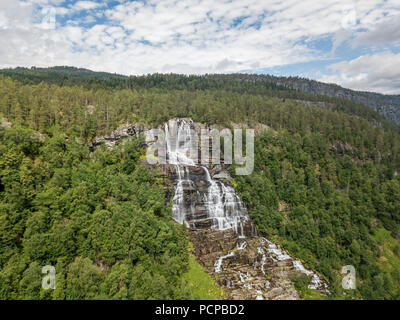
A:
[[202, 167, 249, 236], [237, 241, 247, 250], [171, 166, 196, 226], [165, 119, 252, 237], [257, 247, 266, 275], [166, 119, 197, 225], [165, 119, 196, 166], [162, 118, 328, 298], [214, 252, 235, 273]]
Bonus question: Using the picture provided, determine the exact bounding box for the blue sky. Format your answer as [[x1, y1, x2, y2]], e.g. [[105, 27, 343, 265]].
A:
[[0, 0, 400, 94]]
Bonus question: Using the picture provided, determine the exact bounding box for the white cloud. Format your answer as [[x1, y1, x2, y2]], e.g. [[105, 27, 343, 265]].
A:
[[352, 15, 400, 47], [0, 0, 399, 94], [72, 1, 103, 11], [320, 51, 400, 94]]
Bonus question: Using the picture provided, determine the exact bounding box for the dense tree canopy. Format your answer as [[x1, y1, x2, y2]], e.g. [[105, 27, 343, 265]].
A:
[[234, 130, 400, 299], [0, 71, 399, 300], [0, 126, 192, 300]]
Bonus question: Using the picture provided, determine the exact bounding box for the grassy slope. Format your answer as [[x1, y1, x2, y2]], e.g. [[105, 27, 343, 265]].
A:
[[182, 244, 226, 300]]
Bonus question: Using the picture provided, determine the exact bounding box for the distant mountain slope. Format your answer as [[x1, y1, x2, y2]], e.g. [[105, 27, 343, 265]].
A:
[[0, 66, 125, 85], [262, 76, 400, 125], [1, 66, 399, 125]]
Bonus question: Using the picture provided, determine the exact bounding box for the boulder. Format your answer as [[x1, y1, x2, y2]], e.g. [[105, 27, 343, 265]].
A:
[[1, 117, 12, 128]]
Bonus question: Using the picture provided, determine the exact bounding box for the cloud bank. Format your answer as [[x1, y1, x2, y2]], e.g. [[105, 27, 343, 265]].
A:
[[320, 51, 400, 95], [0, 0, 399, 93]]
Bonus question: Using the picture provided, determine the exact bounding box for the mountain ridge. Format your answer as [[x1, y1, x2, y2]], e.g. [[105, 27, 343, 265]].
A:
[[1, 66, 399, 126]]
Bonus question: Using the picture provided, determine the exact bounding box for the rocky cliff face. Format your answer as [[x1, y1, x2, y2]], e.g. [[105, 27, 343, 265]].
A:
[[90, 118, 330, 300], [269, 77, 400, 125], [190, 230, 299, 300], [189, 228, 329, 300], [89, 123, 153, 151], [164, 118, 255, 238], [159, 118, 329, 300]]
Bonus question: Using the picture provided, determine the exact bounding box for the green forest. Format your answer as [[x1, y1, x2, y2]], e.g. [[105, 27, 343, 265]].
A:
[[0, 68, 399, 299]]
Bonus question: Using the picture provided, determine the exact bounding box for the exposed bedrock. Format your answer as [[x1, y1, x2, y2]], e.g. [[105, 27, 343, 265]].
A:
[[189, 229, 328, 300], [91, 118, 330, 299], [163, 118, 329, 299]]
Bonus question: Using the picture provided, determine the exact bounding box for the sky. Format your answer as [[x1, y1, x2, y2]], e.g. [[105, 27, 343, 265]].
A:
[[0, 0, 399, 94]]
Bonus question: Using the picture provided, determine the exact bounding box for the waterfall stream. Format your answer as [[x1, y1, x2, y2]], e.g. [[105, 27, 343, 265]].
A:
[[165, 119, 251, 237], [163, 118, 328, 299]]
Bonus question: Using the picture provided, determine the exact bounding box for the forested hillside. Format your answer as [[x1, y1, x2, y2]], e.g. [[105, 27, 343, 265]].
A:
[[235, 130, 400, 299], [0, 126, 198, 299], [0, 69, 400, 300], [1, 67, 397, 128]]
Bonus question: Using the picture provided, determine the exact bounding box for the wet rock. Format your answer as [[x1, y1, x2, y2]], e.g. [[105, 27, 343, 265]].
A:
[[163, 119, 329, 300], [94, 118, 330, 300], [190, 233, 328, 300]]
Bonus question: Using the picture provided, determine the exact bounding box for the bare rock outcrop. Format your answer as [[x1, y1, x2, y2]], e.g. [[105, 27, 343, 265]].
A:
[[89, 123, 154, 150], [189, 230, 328, 300], [330, 141, 353, 153], [1, 117, 12, 128], [90, 118, 330, 300]]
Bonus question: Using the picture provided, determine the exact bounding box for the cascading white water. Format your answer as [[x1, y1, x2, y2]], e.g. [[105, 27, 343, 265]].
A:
[[165, 119, 251, 236], [202, 167, 249, 236], [165, 119, 196, 166], [237, 241, 247, 250], [172, 166, 197, 226], [163, 118, 328, 298], [166, 120, 198, 225], [257, 247, 266, 275], [215, 252, 235, 273]]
